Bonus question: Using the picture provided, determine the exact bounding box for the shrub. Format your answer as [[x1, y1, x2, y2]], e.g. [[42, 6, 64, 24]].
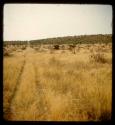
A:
[[69, 44, 76, 49], [53, 45, 60, 50], [69, 44, 76, 54], [3, 48, 11, 56], [89, 52, 107, 63], [21, 46, 26, 50], [4, 51, 10, 56]]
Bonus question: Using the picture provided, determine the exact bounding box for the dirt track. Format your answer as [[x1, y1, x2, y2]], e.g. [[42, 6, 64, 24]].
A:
[[6, 47, 46, 120]]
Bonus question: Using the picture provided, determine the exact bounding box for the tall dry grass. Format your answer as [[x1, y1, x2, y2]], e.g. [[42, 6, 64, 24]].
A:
[[3, 43, 112, 121], [33, 51, 112, 121], [3, 54, 25, 119]]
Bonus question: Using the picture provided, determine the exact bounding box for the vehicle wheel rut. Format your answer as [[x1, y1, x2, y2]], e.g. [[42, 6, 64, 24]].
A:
[[4, 54, 26, 120], [7, 47, 37, 120]]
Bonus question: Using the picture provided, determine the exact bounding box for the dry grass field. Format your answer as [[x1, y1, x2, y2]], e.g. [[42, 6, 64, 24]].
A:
[[3, 43, 112, 121]]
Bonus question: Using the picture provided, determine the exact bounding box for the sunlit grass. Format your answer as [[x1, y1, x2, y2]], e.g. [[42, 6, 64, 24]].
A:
[[3, 43, 112, 121], [3, 55, 25, 119]]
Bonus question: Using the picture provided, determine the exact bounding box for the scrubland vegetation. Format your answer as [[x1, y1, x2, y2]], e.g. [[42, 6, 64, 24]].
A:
[[3, 34, 112, 121]]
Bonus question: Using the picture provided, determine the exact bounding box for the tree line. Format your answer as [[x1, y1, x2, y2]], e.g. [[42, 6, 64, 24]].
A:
[[4, 34, 112, 46]]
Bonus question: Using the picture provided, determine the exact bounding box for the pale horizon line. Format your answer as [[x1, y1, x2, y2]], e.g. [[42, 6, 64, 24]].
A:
[[4, 33, 112, 41]]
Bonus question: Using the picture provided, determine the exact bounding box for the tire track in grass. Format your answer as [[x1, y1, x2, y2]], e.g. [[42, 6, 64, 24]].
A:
[[33, 54, 53, 120], [4, 54, 26, 120], [10, 54, 26, 103], [32, 58, 48, 120], [8, 47, 38, 120], [5, 48, 48, 120]]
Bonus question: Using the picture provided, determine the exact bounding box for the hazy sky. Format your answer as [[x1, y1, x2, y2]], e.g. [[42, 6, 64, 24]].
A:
[[4, 4, 112, 41]]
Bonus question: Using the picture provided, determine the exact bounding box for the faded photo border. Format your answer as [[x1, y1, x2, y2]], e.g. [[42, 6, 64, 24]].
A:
[[0, 0, 114, 125]]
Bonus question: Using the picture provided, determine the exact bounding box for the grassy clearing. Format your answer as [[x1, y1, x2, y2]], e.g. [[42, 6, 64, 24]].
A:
[[3, 43, 112, 121]]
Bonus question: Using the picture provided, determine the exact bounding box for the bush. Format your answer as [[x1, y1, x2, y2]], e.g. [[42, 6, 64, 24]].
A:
[[21, 46, 26, 50], [53, 45, 60, 50], [69, 44, 76, 49], [69, 44, 76, 54], [3, 48, 11, 56], [89, 52, 107, 63], [4, 51, 10, 56]]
